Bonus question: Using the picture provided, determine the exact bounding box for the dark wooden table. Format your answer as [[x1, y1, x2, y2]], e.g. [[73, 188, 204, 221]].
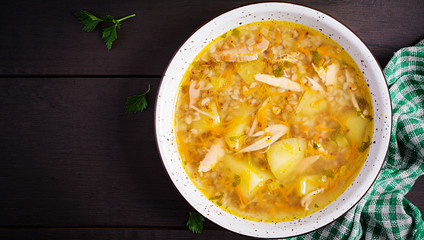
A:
[[0, 1, 423, 239]]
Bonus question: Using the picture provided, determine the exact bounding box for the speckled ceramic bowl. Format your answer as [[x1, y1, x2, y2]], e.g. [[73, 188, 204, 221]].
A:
[[155, 2, 391, 238]]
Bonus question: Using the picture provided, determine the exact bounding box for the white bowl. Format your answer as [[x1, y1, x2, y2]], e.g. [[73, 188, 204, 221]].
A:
[[155, 2, 391, 238]]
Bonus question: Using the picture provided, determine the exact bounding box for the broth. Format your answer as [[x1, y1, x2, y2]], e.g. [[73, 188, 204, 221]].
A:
[[174, 21, 373, 222]]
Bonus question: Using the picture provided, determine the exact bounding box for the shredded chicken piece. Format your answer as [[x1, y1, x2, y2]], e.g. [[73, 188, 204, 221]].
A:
[[345, 69, 355, 85], [214, 38, 270, 62], [198, 139, 225, 172], [312, 62, 339, 87], [305, 76, 325, 94], [254, 74, 303, 92], [350, 91, 360, 111], [248, 118, 258, 136], [251, 124, 286, 137], [350, 91, 366, 118], [301, 188, 324, 211], [190, 105, 220, 124], [274, 52, 300, 63], [239, 124, 288, 153], [312, 63, 326, 80], [325, 63, 340, 86]]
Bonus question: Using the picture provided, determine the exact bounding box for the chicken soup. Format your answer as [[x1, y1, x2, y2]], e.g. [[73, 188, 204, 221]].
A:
[[174, 21, 373, 222]]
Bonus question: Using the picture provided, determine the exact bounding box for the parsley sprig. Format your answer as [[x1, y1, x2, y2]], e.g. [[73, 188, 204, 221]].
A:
[[74, 10, 136, 50], [126, 85, 150, 113], [186, 211, 204, 234]]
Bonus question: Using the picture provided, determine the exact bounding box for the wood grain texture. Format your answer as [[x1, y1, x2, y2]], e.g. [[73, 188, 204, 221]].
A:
[[0, 0, 423, 239], [0, 0, 423, 75], [0, 78, 195, 227], [0, 229, 249, 240]]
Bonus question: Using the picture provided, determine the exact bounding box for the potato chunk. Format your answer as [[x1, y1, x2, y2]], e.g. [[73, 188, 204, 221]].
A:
[[297, 175, 327, 196], [224, 119, 249, 151], [266, 138, 306, 182], [223, 155, 273, 198], [345, 111, 369, 142], [237, 60, 265, 85], [296, 91, 328, 116]]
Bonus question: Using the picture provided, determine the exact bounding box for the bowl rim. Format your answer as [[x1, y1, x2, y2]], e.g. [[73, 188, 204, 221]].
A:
[[154, 1, 392, 238]]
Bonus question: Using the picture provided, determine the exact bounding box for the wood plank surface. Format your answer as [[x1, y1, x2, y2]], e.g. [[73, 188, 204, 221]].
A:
[[0, 228, 248, 240], [0, 228, 252, 240], [0, 78, 189, 227], [0, 0, 423, 239], [0, 0, 423, 75]]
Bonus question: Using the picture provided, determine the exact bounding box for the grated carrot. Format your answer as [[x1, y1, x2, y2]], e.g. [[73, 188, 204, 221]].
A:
[[311, 98, 323, 107], [235, 185, 247, 205], [257, 98, 271, 131], [317, 45, 340, 60], [300, 125, 309, 132], [219, 67, 235, 90], [286, 182, 298, 195], [330, 116, 346, 132], [278, 187, 289, 202], [313, 133, 321, 141], [244, 85, 260, 95], [276, 31, 281, 45], [298, 46, 311, 55]]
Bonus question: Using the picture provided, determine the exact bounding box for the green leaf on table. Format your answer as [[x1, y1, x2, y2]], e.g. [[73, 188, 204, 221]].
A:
[[74, 10, 103, 32], [126, 85, 150, 113], [102, 24, 120, 50], [74, 10, 135, 50], [186, 211, 204, 234]]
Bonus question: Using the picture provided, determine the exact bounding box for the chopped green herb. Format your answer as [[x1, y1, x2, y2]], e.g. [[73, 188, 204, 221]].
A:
[[314, 204, 319, 208], [330, 126, 341, 141], [216, 201, 223, 206], [232, 174, 241, 187], [209, 193, 224, 200], [359, 136, 371, 152], [273, 65, 284, 77], [232, 29, 240, 36], [192, 62, 200, 70], [279, 184, 285, 188], [74, 10, 136, 50], [229, 135, 243, 142], [325, 170, 335, 178], [355, 108, 373, 121], [126, 85, 150, 113], [221, 32, 228, 38], [313, 142, 319, 149], [186, 211, 204, 234], [312, 50, 319, 64], [365, 115, 374, 121]]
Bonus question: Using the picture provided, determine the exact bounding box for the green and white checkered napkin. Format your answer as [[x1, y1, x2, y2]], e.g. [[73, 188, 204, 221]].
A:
[[289, 40, 424, 239]]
